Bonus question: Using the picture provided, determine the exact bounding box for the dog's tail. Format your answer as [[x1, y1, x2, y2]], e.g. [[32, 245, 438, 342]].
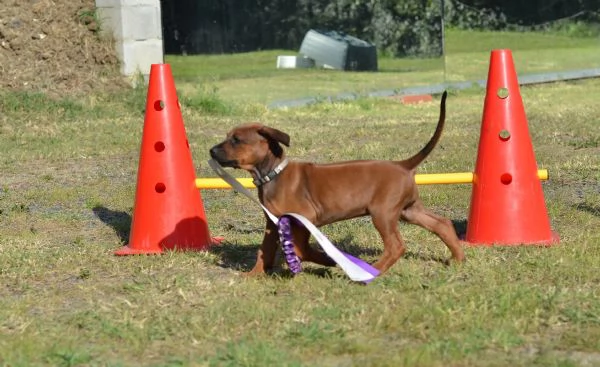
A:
[[400, 91, 447, 170]]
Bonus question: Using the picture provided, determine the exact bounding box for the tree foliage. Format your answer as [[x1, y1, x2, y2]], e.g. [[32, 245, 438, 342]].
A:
[[458, 0, 600, 25], [162, 0, 443, 57], [161, 0, 599, 55]]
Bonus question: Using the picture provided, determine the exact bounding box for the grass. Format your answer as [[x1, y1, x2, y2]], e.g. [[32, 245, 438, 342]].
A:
[[444, 29, 600, 83], [168, 50, 445, 105], [1, 30, 600, 366]]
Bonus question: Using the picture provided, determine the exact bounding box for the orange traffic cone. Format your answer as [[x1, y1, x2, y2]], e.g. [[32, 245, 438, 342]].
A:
[[465, 49, 559, 245], [115, 64, 213, 255]]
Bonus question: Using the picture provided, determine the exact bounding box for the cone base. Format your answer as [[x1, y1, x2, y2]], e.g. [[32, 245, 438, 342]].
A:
[[114, 245, 163, 256], [211, 236, 225, 244], [114, 237, 224, 256], [465, 231, 560, 247]]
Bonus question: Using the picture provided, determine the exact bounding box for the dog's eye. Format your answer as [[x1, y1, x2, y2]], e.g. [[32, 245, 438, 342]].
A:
[[230, 136, 241, 145]]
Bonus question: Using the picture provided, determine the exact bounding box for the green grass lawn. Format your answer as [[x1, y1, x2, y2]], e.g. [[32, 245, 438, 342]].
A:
[[1, 30, 599, 366], [167, 50, 446, 105], [444, 29, 600, 83], [165, 28, 599, 106]]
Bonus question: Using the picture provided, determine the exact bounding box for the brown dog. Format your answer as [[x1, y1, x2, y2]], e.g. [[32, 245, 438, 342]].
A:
[[210, 91, 464, 276]]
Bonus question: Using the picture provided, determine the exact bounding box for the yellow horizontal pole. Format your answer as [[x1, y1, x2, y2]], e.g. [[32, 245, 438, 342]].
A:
[[196, 169, 548, 189], [197, 177, 255, 189]]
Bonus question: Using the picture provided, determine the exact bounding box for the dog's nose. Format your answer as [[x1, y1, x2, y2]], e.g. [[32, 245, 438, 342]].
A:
[[209, 146, 219, 159]]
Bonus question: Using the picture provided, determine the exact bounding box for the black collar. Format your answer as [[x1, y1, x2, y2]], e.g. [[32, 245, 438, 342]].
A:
[[253, 159, 289, 186]]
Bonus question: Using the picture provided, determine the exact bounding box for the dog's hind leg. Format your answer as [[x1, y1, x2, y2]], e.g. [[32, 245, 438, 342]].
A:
[[401, 200, 465, 262]]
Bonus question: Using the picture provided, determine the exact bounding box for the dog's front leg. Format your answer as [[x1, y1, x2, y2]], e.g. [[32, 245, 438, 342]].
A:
[[247, 220, 279, 275]]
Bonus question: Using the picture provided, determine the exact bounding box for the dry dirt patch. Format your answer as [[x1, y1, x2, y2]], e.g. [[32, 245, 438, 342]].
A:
[[0, 0, 126, 96]]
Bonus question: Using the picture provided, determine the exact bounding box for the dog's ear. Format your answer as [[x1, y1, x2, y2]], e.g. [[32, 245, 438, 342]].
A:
[[258, 126, 290, 147]]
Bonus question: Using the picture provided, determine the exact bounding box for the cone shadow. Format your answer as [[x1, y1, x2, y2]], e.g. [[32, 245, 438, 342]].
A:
[[92, 206, 131, 244]]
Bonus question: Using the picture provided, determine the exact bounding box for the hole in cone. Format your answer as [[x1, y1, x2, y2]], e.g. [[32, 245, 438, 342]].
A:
[[497, 88, 509, 99], [155, 141, 165, 152], [499, 129, 511, 141], [500, 173, 512, 185], [154, 100, 165, 111], [155, 182, 166, 193]]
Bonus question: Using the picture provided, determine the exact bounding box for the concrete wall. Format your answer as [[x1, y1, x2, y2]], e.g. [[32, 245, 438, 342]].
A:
[[96, 0, 164, 79]]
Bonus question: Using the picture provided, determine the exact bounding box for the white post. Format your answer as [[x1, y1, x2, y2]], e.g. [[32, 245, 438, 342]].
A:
[[96, 0, 164, 80]]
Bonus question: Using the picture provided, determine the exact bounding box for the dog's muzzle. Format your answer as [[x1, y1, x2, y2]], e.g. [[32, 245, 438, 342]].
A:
[[209, 146, 238, 168]]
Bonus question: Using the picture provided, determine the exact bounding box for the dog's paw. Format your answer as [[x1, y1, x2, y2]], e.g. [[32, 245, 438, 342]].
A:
[[243, 268, 268, 277], [445, 256, 465, 266]]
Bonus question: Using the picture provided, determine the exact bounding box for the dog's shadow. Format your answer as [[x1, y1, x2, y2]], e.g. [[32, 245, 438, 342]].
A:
[[331, 221, 467, 266], [573, 202, 600, 217], [209, 241, 337, 279], [209, 241, 261, 272], [453, 219, 468, 238], [92, 205, 463, 275], [209, 233, 382, 278]]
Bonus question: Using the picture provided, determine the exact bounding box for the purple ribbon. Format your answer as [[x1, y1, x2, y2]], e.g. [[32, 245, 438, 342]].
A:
[[277, 216, 302, 274]]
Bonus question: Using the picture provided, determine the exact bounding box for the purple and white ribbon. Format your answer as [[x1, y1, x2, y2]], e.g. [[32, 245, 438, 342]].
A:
[[280, 213, 380, 283], [208, 159, 380, 283]]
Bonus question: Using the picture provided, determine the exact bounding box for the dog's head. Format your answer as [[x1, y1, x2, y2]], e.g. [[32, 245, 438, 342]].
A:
[[209, 123, 290, 171]]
